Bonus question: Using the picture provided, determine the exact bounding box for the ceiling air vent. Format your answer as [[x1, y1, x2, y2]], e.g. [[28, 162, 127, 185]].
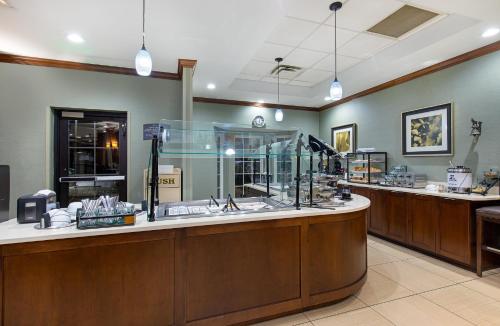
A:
[[368, 5, 438, 38], [271, 64, 301, 75]]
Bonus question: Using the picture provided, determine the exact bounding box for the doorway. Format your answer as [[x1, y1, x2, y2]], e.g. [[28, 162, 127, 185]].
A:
[[54, 109, 128, 207]]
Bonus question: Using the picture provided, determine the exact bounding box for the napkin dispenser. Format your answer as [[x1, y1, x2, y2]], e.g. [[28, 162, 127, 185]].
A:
[[17, 195, 47, 223], [17, 190, 58, 224]]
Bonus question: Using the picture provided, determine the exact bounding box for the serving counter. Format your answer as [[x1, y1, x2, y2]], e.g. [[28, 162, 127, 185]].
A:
[[0, 195, 369, 326], [342, 181, 500, 269]]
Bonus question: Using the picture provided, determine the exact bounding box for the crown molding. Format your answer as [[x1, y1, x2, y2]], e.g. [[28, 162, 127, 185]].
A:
[[0, 53, 182, 80], [319, 40, 500, 111], [1, 40, 499, 112], [193, 97, 319, 112], [177, 59, 197, 79]]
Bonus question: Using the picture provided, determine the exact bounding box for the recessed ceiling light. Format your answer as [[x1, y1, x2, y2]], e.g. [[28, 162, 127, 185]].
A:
[[482, 28, 499, 38], [207, 83, 216, 90], [67, 33, 85, 44], [324, 96, 332, 101]]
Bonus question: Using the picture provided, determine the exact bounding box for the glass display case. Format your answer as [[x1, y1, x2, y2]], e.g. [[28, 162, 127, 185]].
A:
[[346, 152, 387, 184], [144, 120, 319, 220]]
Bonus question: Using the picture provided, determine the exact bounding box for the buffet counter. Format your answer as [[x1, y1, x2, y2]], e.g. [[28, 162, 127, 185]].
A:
[[0, 195, 369, 326], [344, 181, 500, 269], [340, 180, 500, 201]]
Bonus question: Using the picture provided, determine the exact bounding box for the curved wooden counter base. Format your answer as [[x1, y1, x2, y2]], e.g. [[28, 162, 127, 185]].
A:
[[0, 209, 367, 326]]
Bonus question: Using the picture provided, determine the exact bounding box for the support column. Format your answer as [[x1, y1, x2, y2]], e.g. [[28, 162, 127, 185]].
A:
[[179, 59, 197, 200]]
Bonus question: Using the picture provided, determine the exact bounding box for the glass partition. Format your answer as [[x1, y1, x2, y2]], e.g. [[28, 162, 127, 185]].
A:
[[145, 120, 314, 202]]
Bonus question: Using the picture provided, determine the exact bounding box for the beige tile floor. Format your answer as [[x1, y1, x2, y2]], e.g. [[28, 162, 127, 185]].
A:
[[254, 235, 500, 326]]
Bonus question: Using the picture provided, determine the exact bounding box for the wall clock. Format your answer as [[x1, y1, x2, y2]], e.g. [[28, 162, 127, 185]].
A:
[[252, 115, 266, 128]]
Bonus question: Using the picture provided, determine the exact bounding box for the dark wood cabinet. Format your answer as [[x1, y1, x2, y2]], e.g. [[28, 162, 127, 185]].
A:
[[385, 191, 407, 243], [437, 198, 472, 265], [407, 194, 437, 252], [369, 189, 387, 235], [350, 186, 371, 224]]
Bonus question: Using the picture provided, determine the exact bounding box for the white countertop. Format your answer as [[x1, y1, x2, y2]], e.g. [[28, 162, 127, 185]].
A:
[[0, 195, 369, 245], [341, 181, 500, 201]]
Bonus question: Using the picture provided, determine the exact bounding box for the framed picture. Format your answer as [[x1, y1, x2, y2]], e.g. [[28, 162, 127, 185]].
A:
[[402, 103, 453, 156], [331, 123, 357, 155]]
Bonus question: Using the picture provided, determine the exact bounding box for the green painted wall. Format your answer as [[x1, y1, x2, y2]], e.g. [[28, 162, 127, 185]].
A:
[[319, 51, 500, 182], [0, 63, 182, 215]]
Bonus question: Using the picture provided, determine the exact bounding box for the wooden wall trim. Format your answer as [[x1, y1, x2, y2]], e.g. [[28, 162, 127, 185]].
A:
[[178, 58, 197, 79], [2, 40, 499, 112], [319, 40, 500, 111], [0, 53, 182, 80], [193, 97, 319, 112]]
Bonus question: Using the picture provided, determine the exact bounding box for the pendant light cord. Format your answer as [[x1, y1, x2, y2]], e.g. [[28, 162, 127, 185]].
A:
[[277, 61, 280, 105], [142, 0, 146, 47], [334, 8, 337, 80]]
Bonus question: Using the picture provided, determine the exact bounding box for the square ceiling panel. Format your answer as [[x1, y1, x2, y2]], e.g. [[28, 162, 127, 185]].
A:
[[293, 69, 332, 84], [283, 0, 339, 23], [300, 25, 357, 53], [284, 48, 328, 69], [288, 80, 316, 87], [241, 60, 275, 76], [338, 33, 396, 59], [266, 17, 319, 47], [326, 0, 404, 32], [253, 43, 294, 62], [314, 54, 361, 72], [261, 77, 291, 84], [237, 74, 262, 81]]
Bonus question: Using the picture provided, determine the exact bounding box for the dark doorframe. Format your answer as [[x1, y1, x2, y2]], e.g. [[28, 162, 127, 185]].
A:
[[53, 108, 128, 206]]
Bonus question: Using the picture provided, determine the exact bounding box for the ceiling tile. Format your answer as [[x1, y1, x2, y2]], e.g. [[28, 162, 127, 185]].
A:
[[284, 48, 328, 69], [237, 74, 263, 81], [266, 17, 319, 46], [293, 69, 332, 84], [338, 33, 396, 59], [314, 54, 361, 72], [326, 0, 404, 32], [283, 0, 337, 23], [288, 80, 315, 87], [261, 77, 291, 84], [300, 25, 358, 53], [253, 43, 294, 62], [241, 60, 275, 76]]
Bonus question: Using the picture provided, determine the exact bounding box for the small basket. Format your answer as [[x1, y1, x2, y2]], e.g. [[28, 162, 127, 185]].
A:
[[76, 207, 136, 229]]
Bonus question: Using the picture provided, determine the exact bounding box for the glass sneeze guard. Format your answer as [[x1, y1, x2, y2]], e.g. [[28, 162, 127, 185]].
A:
[[156, 119, 313, 159]]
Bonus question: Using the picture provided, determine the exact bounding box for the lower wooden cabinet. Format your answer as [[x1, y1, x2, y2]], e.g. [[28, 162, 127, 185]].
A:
[[349, 185, 496, 267], [369, 189, 387, 235], [350, 186, 371, 224], [407, 194, 437, 252], [385, 191, 407, 243], [437, 198, 472, 264]]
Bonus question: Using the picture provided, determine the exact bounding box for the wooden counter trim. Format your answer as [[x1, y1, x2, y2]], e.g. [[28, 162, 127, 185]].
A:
[[2, 229, 176, 256], [187, 299, 303, 326], [309, 272, 367, 307], [185, 216, 304, 236]]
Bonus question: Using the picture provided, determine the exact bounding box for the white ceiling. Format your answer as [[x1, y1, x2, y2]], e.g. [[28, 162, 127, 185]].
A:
[[1, 0, 500, 108]]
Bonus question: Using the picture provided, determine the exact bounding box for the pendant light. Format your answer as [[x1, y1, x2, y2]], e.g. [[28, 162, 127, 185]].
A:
[[329, 1, 343, 101], [135, 0, 152, 76], [274, 57, 284, 122]]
